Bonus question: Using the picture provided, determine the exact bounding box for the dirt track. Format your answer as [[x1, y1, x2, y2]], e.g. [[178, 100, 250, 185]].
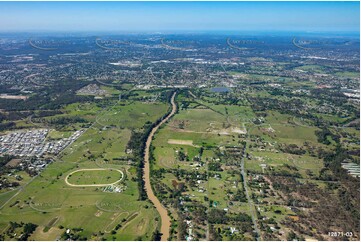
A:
[[143, 91, 177, 241]]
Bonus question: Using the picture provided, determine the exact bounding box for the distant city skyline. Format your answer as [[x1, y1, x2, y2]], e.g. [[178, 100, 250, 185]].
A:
[[0, 1, 359, 33]]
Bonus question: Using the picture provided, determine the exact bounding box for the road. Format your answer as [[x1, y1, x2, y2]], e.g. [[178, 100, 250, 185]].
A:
[[0, 175, 38, 210], [241, 128, 262, 240], [143, 91, 177, 241]]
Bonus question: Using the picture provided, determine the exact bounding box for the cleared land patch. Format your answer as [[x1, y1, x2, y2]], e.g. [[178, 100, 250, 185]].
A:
[[167, 139, 197, 147]]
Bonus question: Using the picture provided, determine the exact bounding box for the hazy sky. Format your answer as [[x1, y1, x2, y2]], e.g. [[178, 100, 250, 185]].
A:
[[0, 1, 359, 32]]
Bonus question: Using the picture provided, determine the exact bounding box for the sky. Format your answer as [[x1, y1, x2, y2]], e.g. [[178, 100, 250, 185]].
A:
[[0, 1, 359, 33]]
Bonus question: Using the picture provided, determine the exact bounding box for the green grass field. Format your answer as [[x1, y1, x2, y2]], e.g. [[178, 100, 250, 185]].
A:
[[335, 71, 360, 78], [96, 101, 168, 129]]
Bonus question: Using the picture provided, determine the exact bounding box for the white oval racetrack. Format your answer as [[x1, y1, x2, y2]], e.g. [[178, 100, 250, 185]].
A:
[[65, 168, 124, 187]]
